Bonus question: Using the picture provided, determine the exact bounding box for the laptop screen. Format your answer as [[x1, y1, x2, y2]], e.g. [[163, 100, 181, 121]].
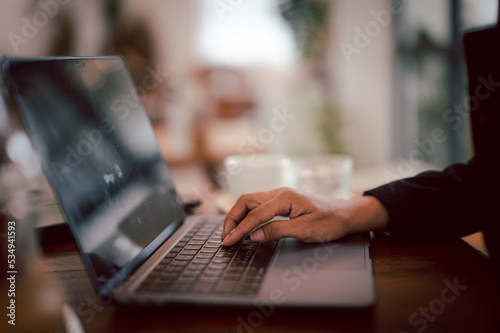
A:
[[2, 56, 185, 291]]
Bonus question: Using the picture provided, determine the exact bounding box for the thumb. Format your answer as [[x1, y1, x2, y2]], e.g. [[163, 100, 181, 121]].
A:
[[250, 218, 298, 242]]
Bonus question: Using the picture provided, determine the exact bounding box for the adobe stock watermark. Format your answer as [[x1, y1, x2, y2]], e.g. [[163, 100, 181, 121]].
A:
[[7, 0, 72, 54], [384, 73, 500, 190], [340, 0, 413, 64], [50, 64, 169, 182], [212, 0, 245, 21], [232, 242, 339, 333], [400, 277, 467, 333], [192, 105, 296, 201]]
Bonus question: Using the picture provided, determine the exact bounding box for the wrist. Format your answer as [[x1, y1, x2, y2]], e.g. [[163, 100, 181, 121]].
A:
[[345, 195, 389, 234]]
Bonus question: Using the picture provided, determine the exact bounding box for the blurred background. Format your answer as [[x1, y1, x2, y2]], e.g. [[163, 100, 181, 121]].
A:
[[0, 0, 498, 185], [1, 2, 497, 329]]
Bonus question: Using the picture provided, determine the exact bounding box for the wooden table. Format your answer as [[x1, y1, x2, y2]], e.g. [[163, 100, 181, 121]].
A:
[[37, 230, 500, 333], [3, 164, 499, 332]]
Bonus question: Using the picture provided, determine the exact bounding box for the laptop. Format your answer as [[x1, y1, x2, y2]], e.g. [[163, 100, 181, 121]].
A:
[[1, 56, 376, 307]]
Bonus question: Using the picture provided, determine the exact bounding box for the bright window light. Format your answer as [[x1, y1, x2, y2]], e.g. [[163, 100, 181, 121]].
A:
[[196, 0, 297, 67]]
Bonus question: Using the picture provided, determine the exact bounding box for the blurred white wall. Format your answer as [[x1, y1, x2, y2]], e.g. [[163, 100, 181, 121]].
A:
[[327, 0, 394, 168], [0, 0, 107, 56], [0, 0, 396, 169], [125, 0, 198, 78], [0, 0, 50, 55], [0, 0, 198, 75]]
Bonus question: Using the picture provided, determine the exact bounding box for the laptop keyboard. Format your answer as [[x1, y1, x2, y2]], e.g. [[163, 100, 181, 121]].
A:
[[135, 217, 278, 296]]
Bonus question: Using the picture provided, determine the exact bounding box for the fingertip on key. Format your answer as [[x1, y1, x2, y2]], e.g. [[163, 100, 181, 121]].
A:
[[221, 229, 235, 246]]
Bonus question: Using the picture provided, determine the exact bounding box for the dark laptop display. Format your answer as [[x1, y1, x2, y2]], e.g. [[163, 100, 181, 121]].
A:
[[2, 57, 185, 293]]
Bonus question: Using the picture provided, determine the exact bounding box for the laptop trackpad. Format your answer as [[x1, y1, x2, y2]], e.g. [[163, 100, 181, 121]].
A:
[[275, 236, 366, 270], [262, 236, 374, 306]]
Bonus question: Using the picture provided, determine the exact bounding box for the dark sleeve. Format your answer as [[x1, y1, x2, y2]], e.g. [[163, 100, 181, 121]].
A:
[[364, 158, 483, 242]]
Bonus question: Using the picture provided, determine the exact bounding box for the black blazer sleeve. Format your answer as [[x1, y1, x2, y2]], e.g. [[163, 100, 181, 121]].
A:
[[364, 158, 483, 242]]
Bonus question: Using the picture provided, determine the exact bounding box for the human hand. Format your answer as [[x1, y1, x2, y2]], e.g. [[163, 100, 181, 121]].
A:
[[221, 187, 389, 246]]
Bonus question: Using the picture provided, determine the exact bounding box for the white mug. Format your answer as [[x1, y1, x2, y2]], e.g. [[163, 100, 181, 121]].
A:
[[223, 153, 293, 200]]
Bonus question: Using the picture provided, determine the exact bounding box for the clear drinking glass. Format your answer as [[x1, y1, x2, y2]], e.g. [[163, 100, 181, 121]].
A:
[[290, 155, 353, 199]]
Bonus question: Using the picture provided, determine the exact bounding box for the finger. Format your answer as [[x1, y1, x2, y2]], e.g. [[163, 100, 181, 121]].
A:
[[222, 193, 268, 239], [222, 193, 294, 245]]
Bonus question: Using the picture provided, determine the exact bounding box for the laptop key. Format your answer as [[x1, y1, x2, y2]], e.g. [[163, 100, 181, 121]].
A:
[[180, 249, 199, 256], [194, 283, 216, 293], [182, 271, 202, 278], [170, 246, 184, 253], [204, 270, 223, 277], [207, 264, 226, 271], [199, 276, 219, 284], [170, 284, 194, 293], [197, 253, 215, 259], [200, 248, 218, 253], [216, 280, 239, 293], [170, 260, 189, 266], [185, 245, 203, 250], [178, 276, 198, 284], [165, 266, 184, 273], [176, 254, 195, 261], [159, 271, 178, 278], [192, 236, 210, 241], [192, 259, 211, 265], [212, 258, 231, 264], [223, 274, 241, 281], [216, 253, 234, 258]]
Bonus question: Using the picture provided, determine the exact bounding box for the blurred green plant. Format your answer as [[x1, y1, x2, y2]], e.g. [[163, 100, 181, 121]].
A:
[[280, 0, 329, 60], [280, 0, 344, 155], [317, 102, 344, 154]]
